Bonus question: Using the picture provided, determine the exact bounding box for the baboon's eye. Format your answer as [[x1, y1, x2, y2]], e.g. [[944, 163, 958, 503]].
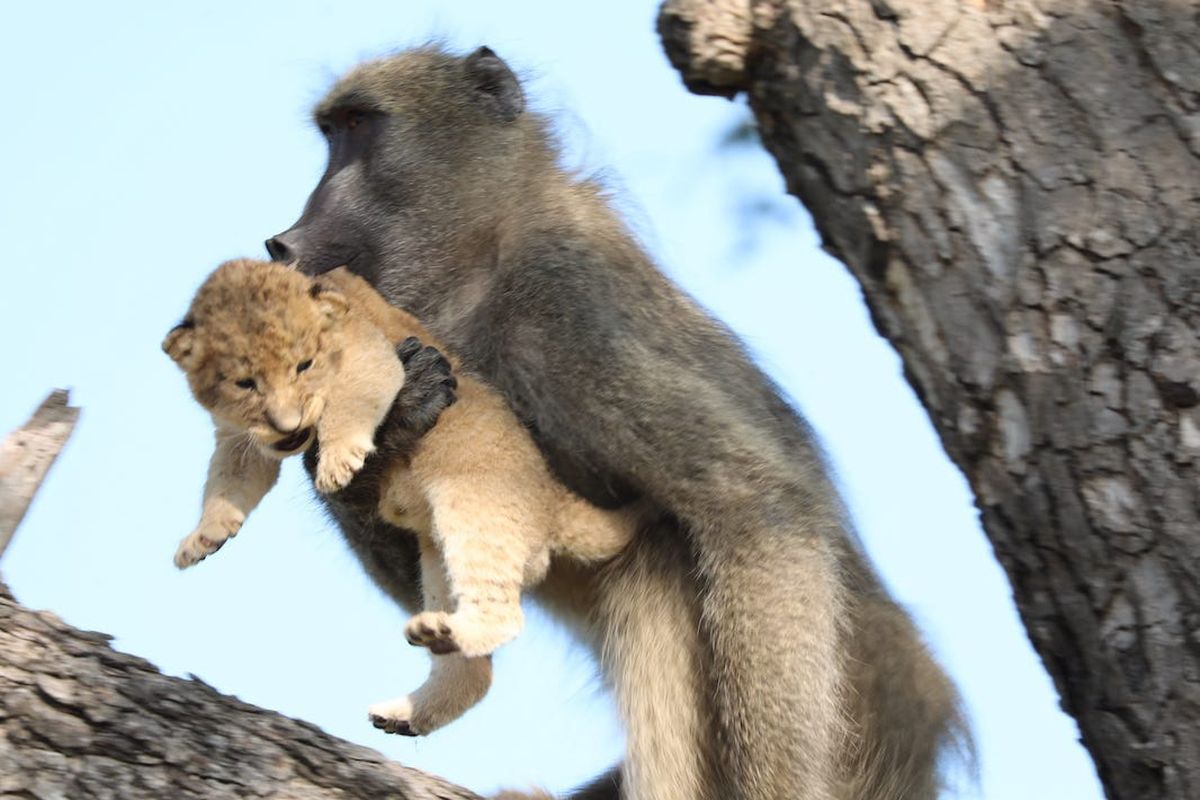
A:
[[297, 359, 314, 374], [235, 377, 257, 390], [345, 111, 365, 130], [318, 122, 331, 138]]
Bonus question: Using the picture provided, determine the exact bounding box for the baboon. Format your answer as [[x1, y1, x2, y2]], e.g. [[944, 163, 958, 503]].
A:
[[266, 45, 968, 800]]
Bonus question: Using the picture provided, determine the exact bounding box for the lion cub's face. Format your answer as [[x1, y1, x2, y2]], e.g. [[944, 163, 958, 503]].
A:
[[164, 258, 349, 457]]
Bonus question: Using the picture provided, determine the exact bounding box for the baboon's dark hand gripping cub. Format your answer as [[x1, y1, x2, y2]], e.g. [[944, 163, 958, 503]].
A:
[[267, 46, 968, 800]]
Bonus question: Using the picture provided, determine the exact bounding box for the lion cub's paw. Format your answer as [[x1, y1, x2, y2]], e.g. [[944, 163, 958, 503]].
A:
[[405, 611, 458, 654], [174, 515, 242, 569], [368, 696, 419, 736], [405, 609, 522, 658], [314, 440, 374, 493]]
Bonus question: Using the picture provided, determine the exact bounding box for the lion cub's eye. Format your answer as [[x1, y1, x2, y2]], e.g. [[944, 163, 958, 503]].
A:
[[297, 359, 314, 374], [235, 378, 257, 390]]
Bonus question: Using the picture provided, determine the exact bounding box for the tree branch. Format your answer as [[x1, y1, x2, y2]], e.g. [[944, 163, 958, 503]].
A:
[[0, 580, 482, 799], [0, 389, 80, 559]]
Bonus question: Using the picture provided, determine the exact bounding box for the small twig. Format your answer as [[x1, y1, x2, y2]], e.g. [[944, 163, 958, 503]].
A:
[[0, 389, 80, 559]]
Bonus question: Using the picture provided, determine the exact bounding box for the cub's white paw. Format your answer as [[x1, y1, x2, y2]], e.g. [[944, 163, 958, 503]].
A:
[[368, 696, 419, 736], [174, 516, 241, 569], [405, 611, 457, 654], [405, 609, 522, 658], [314, 441, 373, 493]]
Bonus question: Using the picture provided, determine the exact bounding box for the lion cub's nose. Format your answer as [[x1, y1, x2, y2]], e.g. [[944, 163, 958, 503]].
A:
[[267, 410, 303, 434]]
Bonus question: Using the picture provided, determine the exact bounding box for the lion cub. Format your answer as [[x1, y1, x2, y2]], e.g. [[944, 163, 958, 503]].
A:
[[165, 258, 639, 736]]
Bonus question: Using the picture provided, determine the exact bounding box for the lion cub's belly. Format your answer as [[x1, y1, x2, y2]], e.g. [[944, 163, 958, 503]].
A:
[[378, 467, 433, 535]]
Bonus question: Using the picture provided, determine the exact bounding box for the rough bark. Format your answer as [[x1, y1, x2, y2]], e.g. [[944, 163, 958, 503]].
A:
[[0, 395, 477, 797], [0, 390, 79, 559], [0, 581, 481, 799], [659, 1, 1200, 798]]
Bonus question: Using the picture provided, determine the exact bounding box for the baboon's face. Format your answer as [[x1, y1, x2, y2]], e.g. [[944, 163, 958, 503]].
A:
[[265, 101, 384, 282], [265, 47, 526, 287]]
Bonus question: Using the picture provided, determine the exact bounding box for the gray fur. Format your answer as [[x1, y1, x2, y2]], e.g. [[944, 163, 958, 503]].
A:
[[270, 45, 968, 800]]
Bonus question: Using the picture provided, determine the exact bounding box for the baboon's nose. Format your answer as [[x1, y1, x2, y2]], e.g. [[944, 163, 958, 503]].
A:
[[265, 234, 297, 263]]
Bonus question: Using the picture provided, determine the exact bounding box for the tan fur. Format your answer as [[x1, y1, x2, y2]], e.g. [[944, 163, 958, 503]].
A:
[[166, 259, 640, 735], [165, 258, 404, 566]]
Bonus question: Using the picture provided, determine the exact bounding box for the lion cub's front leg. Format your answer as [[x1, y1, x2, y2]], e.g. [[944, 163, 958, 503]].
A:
[[313, 437, 375, 494], [175, 429, 280, 568], [314, 329, 406, 493], [175, 498, 246, 568]]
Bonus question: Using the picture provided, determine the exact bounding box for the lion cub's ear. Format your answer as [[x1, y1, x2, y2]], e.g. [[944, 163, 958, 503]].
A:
[[310, 282, 349, 328], [163, 318, 201, 370]]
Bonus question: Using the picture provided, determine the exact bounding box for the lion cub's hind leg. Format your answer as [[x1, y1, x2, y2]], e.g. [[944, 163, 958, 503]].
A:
[[369, 540, 493, 735], [404, 480, 535, 659], [369, 653, 493, 736]]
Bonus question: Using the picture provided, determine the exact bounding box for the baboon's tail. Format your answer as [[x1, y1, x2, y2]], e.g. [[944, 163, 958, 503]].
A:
[[840, 587, 975, 800]]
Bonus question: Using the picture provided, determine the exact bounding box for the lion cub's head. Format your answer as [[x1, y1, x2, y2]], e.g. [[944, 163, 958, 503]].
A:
[[164, 258, 349, 457]]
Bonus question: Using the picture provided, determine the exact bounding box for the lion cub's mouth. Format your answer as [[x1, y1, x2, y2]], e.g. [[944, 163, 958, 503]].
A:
[[272, 427, 314, 454]]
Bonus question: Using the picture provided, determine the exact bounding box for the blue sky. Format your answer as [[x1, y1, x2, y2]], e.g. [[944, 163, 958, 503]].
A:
[[1, 2, 1103, 798]]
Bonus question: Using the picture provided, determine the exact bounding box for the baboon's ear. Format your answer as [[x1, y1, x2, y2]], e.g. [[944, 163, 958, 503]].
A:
[[464, 46, 524, 122], [163, 318, 199, 368], [310, 282, 349, 326]]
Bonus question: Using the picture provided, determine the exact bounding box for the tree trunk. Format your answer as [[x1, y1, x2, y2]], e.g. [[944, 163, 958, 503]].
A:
[[0, 581, 481, 799], [659, 1, 1200, 798]]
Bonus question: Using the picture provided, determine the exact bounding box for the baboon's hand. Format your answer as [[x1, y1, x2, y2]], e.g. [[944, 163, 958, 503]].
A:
[[376, 338, 457, 455], [396, 337, 457, 431]]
